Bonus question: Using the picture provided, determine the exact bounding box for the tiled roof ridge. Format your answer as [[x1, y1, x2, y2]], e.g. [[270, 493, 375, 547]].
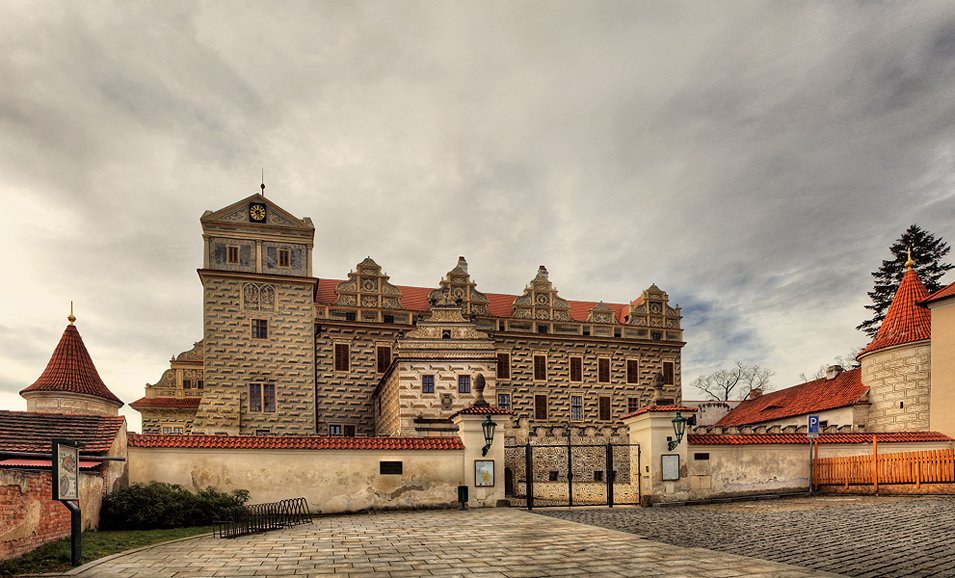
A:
[[448, 406, 514, 418], [860, 268, 931, 356], [129, 397, 202, 409], [0, 410, 125, 453], [689, 431, 952, 445], [622, 404, 698, 419], [128, 433, 465, 451], [922, 278, 955, 306], [715, 368, 867, 427], [19, 324, 123, 405]]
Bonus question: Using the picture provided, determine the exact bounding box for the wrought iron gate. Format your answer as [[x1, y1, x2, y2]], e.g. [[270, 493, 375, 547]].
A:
[[504, 441, 641, 508]]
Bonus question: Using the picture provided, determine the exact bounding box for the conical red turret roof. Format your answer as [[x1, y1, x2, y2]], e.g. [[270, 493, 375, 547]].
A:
[[20, 323, 123, 406], [860, 267, 931, 357]]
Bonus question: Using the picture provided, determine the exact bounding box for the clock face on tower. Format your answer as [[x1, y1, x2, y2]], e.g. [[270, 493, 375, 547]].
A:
[[249, 203, 267, 223]]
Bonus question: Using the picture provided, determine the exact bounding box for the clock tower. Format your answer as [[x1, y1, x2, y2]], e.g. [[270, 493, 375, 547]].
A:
[[191, 189, 317, 435]]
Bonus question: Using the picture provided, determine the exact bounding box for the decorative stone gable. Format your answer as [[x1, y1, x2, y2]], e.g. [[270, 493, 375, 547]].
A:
[[627, 284, 681, 329], [335, 257, 403, 309], [512, 266, 572, 321], [428, 257, 489, 317], [205, 193, 311, 229], [587, 301, 615, 324], [403, 291, 492, 343]]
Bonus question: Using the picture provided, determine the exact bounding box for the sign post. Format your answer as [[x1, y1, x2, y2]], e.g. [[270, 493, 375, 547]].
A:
[[52, 439, 82, 567], [807, 415, 820, 494]]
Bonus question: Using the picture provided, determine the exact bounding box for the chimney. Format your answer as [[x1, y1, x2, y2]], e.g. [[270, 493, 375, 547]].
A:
[[748, 388, 763, 400], [826, 365, 843, 380], [457, 256, 468, 274]]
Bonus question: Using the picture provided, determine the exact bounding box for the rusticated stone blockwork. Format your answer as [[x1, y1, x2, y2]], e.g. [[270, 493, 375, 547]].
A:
[[194, 274, 316, 435], [862, 343, 931, 432]]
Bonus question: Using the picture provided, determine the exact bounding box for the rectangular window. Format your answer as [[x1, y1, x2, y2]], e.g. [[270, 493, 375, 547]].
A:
[[248, 383, 275, 413], [278, 249, 290, 268], [598, 358, 611, 383], [380, 461, 403, 475], [628, 397, 640, 414], [344, 425, 356, 437], [252, 319, 268, 339], [627, 359, 639, 384], [183, 379, 191, 389], [571, 395, 583, 421], [458, 375, 471, 394], [534, 355, 547, 381], [535, 394, 548, 420], [334, 344, 350, 372], [227, 245, 239, 264], [422, 374, 435, 394], [663, 361, 675, 385], [162, 426, 172, 434], [197, 380, 204, 390], [694, 453, 710, 461], [497, 393, 511, 410], [173, 427, 183, 434], [329, 424, 342, 436], [599, 396, 611, 421], [570, 357, 582, 382], [376, 346, 391, 373], [249, 383, 262, 412], [594, 470, 604, 482], [497, 353, 510, 379]]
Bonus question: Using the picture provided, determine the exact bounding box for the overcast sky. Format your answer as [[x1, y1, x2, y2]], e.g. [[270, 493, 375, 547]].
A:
[[2, 1, 954, 433]]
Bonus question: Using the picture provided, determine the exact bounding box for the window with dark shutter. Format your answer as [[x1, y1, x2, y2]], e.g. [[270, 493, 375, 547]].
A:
[[497, 353, 510, 379], [570, 357, 582, 382], [535, 394, 548, 420], [663, 361, 674, 385], [343, 425, 356, 437], [627, 359, 639, 384], [598, 358, 610, 383], [376, 346, 391, 373], [334, 344, 350, 372], [534, 355, 547, 381], [599, 396, 611, 421]]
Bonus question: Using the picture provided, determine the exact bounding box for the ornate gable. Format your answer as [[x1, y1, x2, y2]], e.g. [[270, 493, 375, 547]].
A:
[[512, 266, 572, 321], [627, 284, 681, 329], [587, 301, 615, 324], [200, 192, 313, 231], [335, 257, 403, 309], [428, 257, 489, 316]]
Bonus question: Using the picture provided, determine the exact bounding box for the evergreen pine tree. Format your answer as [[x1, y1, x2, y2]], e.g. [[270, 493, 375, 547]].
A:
[[858, 224, 953, 337]]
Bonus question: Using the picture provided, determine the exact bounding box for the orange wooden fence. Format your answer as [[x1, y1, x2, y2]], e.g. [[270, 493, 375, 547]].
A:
[[813, 443, 955, 489]]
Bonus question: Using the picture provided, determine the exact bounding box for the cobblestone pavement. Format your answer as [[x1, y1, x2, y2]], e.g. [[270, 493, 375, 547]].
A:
[[540, 495, 955, 578], [65, 508, 840, 577]]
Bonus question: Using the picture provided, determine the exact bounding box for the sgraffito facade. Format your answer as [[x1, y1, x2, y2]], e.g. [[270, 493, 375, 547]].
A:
[[133, 192, 686, 440]]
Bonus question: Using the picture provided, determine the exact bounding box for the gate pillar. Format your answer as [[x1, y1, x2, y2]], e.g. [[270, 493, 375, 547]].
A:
[[623, 405, 697, 505], [451, 407, 510, 507]]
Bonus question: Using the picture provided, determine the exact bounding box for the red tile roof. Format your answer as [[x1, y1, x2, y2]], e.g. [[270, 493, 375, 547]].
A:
[[128, 433, 464, 450], [689, 431, 953, 445], [623, 405, 698, 419], [0, 410, 125, 454], [129, 397, 202, 410], [0, 459, 101, 470], [19, 324, 123, 405], [922, 279, 955, 306], [715, 368, 867, 427], [316, 279, 633, 323], [860, 268, 931, 356], [448, 406, 514, 418]]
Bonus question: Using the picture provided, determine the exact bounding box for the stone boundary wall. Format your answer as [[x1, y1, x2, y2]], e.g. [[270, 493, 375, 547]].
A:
[[129, 447, 468, 514], [693, 424, 858, 435], [0, 469, 104, 561], [687, 440, 954, 500]]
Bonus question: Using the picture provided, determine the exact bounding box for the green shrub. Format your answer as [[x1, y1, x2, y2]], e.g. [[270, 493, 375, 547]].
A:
[[101, 482, 249, 530]]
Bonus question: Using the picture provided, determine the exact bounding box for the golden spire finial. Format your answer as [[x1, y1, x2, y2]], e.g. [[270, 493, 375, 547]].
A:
[[68, 301, 76, 325], [905, 246, 915, 271]]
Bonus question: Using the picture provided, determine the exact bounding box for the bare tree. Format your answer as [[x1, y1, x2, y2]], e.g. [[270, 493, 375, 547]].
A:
[[690, 361, 775, 401], [798, 349, 862, 382]]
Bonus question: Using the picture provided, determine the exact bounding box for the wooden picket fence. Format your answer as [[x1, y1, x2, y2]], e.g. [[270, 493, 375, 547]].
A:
[[813, 440, 955, 490]]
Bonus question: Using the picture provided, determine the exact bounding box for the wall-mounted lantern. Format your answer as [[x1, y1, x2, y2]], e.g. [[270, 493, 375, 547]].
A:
[[667, 411, 686, 451], [482, 415, 497, 456]]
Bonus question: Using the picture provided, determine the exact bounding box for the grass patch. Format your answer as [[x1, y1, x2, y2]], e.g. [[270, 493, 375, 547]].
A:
[[0, 526, 211, 576]]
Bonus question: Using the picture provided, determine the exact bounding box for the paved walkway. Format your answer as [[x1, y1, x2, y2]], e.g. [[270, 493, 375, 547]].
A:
[[67, 508, 840, 577], [542, 495, 955, 578]]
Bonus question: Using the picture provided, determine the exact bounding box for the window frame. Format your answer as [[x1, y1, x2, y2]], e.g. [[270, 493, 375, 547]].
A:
[[496, 352, 511, 379], [278, 249, 290, 268], [598, 357, 611, 384], [458, 375, 471, 394], [497, 393, 511, 410], [422, 374, 435, 394], [599, 396, 611, 421], [227, 245, 240, 264], [663, 361, 675, 385], [534, 394, 548, 420], [334, 343, 350, 372], [569, 356, 583, 383], [376, 345, 392, 373], [570, 395, 583, 421], [328, 424, 342, 436], [533, 354, 547, 382], [626, 359, 639, 384], [251, 318, 268, 339], [627, 397, 640, 415], [248, 383, 275, 413]]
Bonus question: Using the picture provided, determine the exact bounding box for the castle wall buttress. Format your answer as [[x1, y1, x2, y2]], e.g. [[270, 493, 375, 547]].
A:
[[861, 342, 931, 432]]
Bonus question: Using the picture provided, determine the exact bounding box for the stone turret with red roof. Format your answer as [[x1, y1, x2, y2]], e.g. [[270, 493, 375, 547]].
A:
[[19, 307, 124, 416]]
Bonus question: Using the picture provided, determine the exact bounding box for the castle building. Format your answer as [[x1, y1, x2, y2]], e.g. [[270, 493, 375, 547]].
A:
[[132, 191, 685, 437]]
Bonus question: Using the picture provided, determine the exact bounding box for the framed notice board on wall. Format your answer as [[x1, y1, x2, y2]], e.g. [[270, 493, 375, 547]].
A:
[[52, 440, 80, 501], [661, 454, 680, 481]]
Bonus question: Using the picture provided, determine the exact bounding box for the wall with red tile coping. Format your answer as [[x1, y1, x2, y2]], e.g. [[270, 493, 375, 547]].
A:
[[0, 469, 104, 561]]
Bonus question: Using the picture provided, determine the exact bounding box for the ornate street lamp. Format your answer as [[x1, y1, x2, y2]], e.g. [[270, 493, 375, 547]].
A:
[[667, 411, 686, 451], [481, 415, 497, 456]]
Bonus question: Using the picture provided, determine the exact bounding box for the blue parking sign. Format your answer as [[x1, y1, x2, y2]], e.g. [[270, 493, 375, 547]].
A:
[[807, 415, 820, 438]]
